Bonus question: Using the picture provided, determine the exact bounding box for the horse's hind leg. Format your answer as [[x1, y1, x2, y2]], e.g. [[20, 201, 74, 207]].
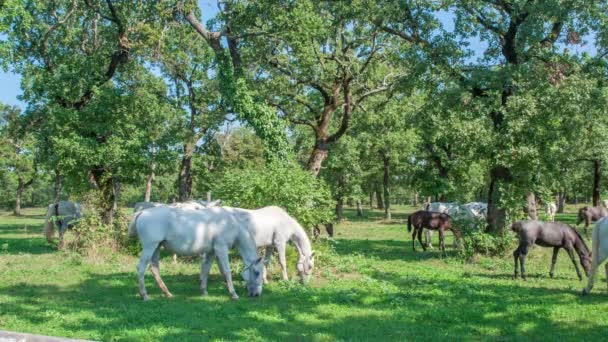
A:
[[200, 252, 215, 296], [412, 228, 418, 252], [438, 229, 446, 257], [137, 245, 157, 301], [566, 246, 583, 281], [150, 246, 173, 298], [416, 228, 426, 251], [549, 247, 559, 278], [424, 229, 433, 249]]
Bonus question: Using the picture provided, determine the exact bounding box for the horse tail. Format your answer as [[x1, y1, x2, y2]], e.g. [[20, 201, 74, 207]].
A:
[[128, 212, 144, 238], [407, 214, 412, 232], [43, 204, 55, 243]]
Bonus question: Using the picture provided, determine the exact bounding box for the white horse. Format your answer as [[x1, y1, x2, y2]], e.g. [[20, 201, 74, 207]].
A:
[[43, 200, 83, 248], [129, 206, 264, 300], [424, 202, 487, 248], [134, 200, 222, 263], [203, 206, 314, 284], [583, 217, 608, 295], [545, 202, 557, 222]]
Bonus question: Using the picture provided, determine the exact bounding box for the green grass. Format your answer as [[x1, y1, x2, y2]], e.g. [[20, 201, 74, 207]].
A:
[[1, 206, 607, 341]]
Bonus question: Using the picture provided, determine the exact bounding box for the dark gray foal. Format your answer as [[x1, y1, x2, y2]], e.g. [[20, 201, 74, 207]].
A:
[[511, 220, 591, 281]]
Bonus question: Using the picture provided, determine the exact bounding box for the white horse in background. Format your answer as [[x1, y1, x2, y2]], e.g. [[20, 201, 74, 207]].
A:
[[424, 202, 487, 248], [583, 217, 608, 295], [129, 206, 264, 300], [203, 206, 314, 284], [545, 202, 557, 222], [43, 200, 83, 249]]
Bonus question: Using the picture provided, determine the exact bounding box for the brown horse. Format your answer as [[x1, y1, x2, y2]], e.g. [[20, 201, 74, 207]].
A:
[[578, 206, 608, 237], [512, 220, 591, 281], [408, 210, 461, 255]]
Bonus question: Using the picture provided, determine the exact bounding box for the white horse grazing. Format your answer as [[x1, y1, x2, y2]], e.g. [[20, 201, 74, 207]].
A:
[[583, 217, 608, 295], [129, 206, 264, 300], [43, 200, 83, 248], [203, 206, 314, 284], [545, 202, 557, 222], [134, 200, 223, 263]]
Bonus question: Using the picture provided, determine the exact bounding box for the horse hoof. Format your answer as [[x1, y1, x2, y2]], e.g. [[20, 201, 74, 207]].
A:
[[165, 292, 173, 298], [142, 295, 150, 301], [231, 294, 239, 300]]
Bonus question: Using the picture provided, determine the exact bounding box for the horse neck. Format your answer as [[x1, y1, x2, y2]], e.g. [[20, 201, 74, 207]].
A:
[[236, 229, 258, 265], [291, 223, 312, 259], [573, 236, 590, 258]]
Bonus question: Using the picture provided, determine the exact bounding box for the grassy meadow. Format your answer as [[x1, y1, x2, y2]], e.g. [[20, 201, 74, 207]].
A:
[[1, 205, 607, 341]]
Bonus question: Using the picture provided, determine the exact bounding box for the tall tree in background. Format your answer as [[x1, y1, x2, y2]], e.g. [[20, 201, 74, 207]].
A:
[[0, 104, 37, 216]]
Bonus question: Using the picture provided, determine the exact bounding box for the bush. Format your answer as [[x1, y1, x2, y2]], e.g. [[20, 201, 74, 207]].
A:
[[456, 218, 514, 261], [65, 192, 138, 258], [212, 161, 335, 231]]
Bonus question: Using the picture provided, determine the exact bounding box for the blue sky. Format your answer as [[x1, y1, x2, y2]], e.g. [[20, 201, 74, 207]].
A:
[[0, 2, 598, 110]]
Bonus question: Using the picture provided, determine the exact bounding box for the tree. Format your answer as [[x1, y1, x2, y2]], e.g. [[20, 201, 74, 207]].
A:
[[0, 104, 37, 215]]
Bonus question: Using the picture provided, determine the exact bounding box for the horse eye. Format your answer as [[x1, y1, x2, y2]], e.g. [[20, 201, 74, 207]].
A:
[[253, 271, 260, 277]]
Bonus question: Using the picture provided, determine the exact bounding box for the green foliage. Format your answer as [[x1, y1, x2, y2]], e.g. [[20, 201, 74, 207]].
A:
[[457, 218, 514, 261], [212, 161, 334, 229]]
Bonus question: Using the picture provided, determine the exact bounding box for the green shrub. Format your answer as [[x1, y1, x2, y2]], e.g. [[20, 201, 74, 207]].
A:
[[212, 161, 335, 231], [456, 218, 514, 261]]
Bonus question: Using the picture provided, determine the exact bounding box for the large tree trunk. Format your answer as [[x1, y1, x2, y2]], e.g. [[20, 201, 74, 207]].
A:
[[14, 184, 23, 216], [593, 159, 601, 207], [526, 192, 537, 220], [376, 185, 384, 210], [335, 197, 344, 222], [356, 199, 363, 217], [178, 140, 195, 202], [557, 191, 566, 213], [53, 171, 62, 204], [144, 143, 156, 202], [369, 191, 373, 208], [383, 154, 391, 220], [14, 177, 33, 216], [307, 140, 329, 177], [90, 169, 117, 226], [413, 192, 418, 207], [486, 166, 512, 234]]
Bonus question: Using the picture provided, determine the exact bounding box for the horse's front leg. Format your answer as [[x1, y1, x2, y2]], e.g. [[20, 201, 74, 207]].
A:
[[582, 250, 599, 295], [513, 246, 520, 279], [438, 229, 446, 257], [549, 247, 559, 278], [58, 224, 66, 249], [200, 252, 215, 296], [412, 228, 417, 252], [262, 246, 274, 284], [424, 229, 433, 249], [275, 243, 289, 281], [150, 246, 173, 298], [566, 246, 583, 281], [214, 247, 239, 300]]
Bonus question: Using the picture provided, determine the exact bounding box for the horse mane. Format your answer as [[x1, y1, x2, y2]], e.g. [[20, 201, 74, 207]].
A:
[[569, 224, 590, 255]]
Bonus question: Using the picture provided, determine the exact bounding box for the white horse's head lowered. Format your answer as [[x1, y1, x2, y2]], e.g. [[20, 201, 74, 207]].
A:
[[297, 251, 315, 283], [242, 257, 265, 297]]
